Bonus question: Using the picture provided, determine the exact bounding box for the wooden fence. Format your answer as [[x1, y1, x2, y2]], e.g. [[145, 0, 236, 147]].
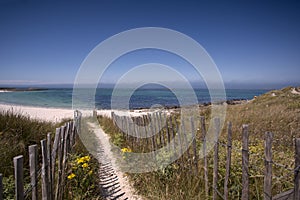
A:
[[111, 111, 300, 200], [0, 110, 81, 200]]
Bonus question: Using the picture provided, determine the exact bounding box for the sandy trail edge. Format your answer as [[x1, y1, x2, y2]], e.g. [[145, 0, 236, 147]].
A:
[[88, 122, 143, 200]]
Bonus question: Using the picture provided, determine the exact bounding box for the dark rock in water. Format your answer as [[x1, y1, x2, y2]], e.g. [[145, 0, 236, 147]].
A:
[[226, 99, 247, 105], [203, 102, 211, 106]]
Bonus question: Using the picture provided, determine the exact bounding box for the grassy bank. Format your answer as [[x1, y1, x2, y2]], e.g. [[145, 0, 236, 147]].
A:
[[0, 110, 101, 199], [98, 86, 300, 199]]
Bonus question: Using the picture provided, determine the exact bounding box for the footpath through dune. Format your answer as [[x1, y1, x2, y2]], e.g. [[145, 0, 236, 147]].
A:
[[87, 121, 143, 200]]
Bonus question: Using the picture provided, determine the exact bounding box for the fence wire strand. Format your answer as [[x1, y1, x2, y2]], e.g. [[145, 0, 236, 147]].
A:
[[23, 167, 42, 198]]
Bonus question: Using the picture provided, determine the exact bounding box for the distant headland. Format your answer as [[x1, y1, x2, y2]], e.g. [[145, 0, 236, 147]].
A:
[[0, 87, 48, 92]]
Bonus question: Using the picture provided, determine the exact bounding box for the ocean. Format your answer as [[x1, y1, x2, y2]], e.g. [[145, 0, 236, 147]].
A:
[[0, 88, 269, 109]]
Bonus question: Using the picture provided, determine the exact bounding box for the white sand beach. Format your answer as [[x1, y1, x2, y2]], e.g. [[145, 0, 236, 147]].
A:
[[0, 103, 75, 123], [0, 103, 174, 123]]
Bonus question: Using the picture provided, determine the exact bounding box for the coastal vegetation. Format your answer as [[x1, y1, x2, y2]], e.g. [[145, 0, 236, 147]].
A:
[[98, 86, 300, 199], [0, 110, 100, 199], [1, 86, 299, 199]]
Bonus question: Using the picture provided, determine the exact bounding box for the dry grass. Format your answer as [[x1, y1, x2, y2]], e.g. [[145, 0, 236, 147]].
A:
[[98, 86, 300, 199], [223, 86, 300, 148]]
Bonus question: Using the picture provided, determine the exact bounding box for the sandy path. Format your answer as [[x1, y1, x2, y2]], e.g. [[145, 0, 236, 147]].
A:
[[88, 122, 143, 200]]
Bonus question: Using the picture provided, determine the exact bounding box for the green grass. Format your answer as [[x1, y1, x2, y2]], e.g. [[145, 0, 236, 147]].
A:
[[0, 109, 57, 177], [98, 86, 300, 199]]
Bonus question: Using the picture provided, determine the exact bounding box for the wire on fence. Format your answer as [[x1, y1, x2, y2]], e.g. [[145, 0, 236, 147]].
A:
[[271, 160, 294, 171], [23, 167, 42, 198], [218, 141, 245, 153]]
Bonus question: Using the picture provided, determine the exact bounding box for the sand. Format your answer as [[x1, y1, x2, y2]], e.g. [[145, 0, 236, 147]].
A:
[[0, 103, 169, 123], [0, 103, 75, 123]]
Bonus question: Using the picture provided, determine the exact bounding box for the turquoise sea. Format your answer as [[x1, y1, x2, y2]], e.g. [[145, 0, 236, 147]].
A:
[[0, 88, 269, 109]]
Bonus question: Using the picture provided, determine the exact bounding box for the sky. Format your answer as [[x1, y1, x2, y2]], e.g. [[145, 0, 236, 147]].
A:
[[0, 0, 299, 89]]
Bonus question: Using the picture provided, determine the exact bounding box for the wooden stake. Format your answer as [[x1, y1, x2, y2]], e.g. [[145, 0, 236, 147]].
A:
[[29, 145, 38, 200], [264, 132, 273, 200], [224, 122, 232, 200], [294, 138, 300, 200], [242, 124, 249, 200], [14, 155, 24, 200]]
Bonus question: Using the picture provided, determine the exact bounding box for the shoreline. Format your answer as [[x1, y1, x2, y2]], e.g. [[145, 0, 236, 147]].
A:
[[0, 98, 248, 123]]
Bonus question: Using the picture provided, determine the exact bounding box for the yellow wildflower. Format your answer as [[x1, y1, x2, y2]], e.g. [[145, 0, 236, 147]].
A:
[[84, 156, 91, 162], [82, 163, 89, 168], [88, 170, 93, 175], [121, 147, 132, 153], [76, 155, 91, 164], [77, 157, 85, 164], [67, 173, 76, 180]]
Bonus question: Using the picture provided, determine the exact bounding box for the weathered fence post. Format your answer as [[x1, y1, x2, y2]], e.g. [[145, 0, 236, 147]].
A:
[[60, 124, 70, 200], [200, 116, 209, 198], [55, 126, 65, 200], [41, 139, 50, 200], [69, 121, 75, 150], [133, 117, 138, 144], [148, 113, 157, 153], [264, 132, 273, 200], [93, 110, 97, 118], [72, 121, 76, 147], [177, 122, 183, 158], [29, 144, 38, 200], [0, 173, 3, 200], [224, 122, 232, 200], [142, 115, 149, 146], [213, 118, 220, 200], [14, 155, 24, 200], [122, 116, 127, 139], [47, 133, 52, 200], [294, 138, 300, 200], [190, 117, 198, 174], [181, 118, 192, 167], [52, 127, 60, 198], [165, 114, 170, 150], [154, 112, 161, 146], [169, 116, 176, 152], [242, 124, 249, 200], [111, 112, 115, 125], [162, 112, 168, 146], [152, 113, 158, 147], [158, 112, 165, 146]]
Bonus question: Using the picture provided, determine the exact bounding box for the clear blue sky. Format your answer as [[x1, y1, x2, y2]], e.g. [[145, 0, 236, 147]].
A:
[[0, 0, 299, 89]]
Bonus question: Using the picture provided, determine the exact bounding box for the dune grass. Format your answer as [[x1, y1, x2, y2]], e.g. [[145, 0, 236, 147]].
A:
[[98, 86, 300, 199], [0, 109, 57, 177], [0, 109, 101, 199]]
